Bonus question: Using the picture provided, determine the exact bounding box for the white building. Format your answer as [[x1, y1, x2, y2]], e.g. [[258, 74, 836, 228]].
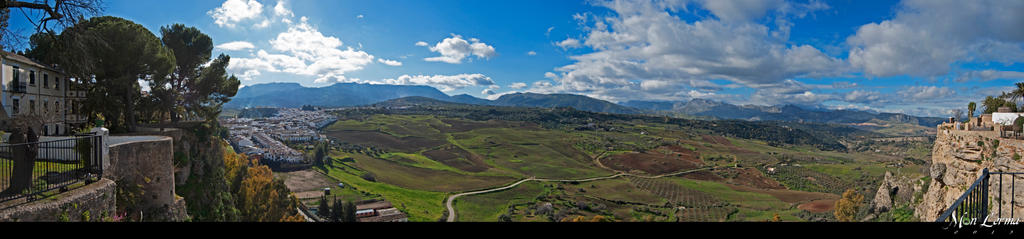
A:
[[0, 51, 87, 135]]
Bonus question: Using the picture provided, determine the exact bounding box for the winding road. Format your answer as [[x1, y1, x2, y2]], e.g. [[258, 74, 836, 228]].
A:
[[443, 163, 718, 222]]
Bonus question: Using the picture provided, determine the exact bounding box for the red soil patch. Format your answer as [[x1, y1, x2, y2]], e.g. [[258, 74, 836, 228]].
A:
[[601, 146, 703, 175], [797, 199, 837, 213], [326, 130, 445, 152], [726, 168, 786, 190], [683, 170, 724, 181], [701, 135, 734, 146], [422, 145, 491, 172]]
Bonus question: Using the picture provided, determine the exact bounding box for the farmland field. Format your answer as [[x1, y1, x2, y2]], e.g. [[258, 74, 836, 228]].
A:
[[287, 103, 933, 222]]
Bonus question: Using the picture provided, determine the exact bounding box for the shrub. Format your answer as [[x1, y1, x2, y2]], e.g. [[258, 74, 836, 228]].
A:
[[360, 172, 377, 182]]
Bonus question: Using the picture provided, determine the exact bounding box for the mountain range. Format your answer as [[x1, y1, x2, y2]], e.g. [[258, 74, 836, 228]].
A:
[[227, 82, 945, 129], [226, 82, 643, 114], [621, 99, 946, 127]]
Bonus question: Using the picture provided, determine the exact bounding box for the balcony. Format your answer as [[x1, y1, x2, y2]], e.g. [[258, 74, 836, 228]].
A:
[[11, 82, 27, 93]]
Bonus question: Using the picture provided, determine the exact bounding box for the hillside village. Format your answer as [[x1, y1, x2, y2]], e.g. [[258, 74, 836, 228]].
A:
[[221, 108, 336, 164]]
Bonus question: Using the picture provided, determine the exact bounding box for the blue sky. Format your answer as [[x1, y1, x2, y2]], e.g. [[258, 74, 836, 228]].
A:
[[7, 0, 1024, 117]]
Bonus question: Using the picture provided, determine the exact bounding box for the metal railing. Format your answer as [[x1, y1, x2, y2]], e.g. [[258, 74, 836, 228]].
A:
[[0, 133, 103, 203], [937, 168, 1024, 223]]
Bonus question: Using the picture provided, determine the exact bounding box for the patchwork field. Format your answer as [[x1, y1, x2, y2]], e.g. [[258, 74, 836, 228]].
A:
[[300, 110, 931, 222]]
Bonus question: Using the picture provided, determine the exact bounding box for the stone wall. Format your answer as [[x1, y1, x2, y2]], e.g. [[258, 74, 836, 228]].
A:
[[915, 124, 1024, 221], [105, 135, 187, 221], [0, 179, 116, 222]]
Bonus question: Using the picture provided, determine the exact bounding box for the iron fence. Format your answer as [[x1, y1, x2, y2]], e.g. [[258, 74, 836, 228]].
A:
[[0, 133, 103, 203], [937, 168, 1024, 223]]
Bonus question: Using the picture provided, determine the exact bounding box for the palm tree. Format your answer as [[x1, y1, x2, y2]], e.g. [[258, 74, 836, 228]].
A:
[[968, 102, 976, 118], [1006, 82, 1024, 112]]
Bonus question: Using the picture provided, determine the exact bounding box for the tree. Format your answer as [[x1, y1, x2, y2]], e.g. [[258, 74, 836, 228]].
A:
[[156, 24, 216, 122], [29, 16, 175, 132], [1008, 82, 1024, 109], [984, 96, 1016, 114], [186, 53, 239, 122], [952, 109, 964, 123], [330, 198, 343, 222], [0, 0, 103, 49], [834, 189, 864, 222], [968, 102, 976, 119], [317, 196, 330, 219], [343, 200, 357, 222]]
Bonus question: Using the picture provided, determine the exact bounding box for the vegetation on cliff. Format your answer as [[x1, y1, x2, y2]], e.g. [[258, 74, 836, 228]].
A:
[[174, 123, 303, 222]]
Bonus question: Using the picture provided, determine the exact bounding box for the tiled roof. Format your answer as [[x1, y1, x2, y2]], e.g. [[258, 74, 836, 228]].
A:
[[1, 51, 64, 74]]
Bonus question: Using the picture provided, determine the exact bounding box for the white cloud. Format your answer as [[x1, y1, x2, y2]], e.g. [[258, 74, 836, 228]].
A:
[[556, 38, 581, 49], [209, 0, 264, 28], [226, 20, 375, 84], [509, 82, 527, 89], [482, 88, 496, 95], [379, 73, 495, 92], [956, 70, 1024, 82], [216, 41, 256, 51], [415, 41, 429, 47], [274, 0, 294, 17], [847, 0, 1024, 77], [421, 34, 497, 64], [842, 90, 884, 104], [253, 19, 271, 28], [538, 0, 840, 103], [357, 14, 364, 19], [897, 86, 956, 101], [699, 0, 786, 22], [527, 51, 537, 56], [377, 58, 402, 66]]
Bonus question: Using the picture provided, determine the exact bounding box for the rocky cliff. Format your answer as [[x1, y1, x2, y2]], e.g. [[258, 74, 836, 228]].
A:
[[915, 125, 1024, 221]]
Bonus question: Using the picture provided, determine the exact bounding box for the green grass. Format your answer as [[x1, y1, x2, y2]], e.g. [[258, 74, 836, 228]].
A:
[[319, 162, 447, 222], [453, 127, 612, 179], [343, 152, 515, 192], [454, 181, 546, 222], [666, 177, 789, 210]]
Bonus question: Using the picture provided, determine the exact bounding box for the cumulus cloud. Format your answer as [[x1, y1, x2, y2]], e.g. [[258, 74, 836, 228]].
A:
[[379, 74, 495, 92], [897, 86, 956, 101], [538, 0, 840, 103], [527, 51, 537, 56], [415, 41, 429, 47], [420, 34, 497, 64], [847, 0, 1024, 77], [956, 70, 1024, 82], [842, 90, 884, 104], [226, 19, 375, 83], [509, 82, 527, 89], [556, 38, 582, 49], [377, 58, 402, 66], [216, 41, 256, 51], [209, 0, 264, 28], [274, 0, 294, 17]]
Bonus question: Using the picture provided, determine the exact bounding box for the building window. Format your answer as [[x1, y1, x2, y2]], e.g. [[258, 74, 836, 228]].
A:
[[12, 66, 20, 86], [55, 78, 60, 90], [29, 70, 35, 85], [12, 99, 19, 114], [43, 100, 48, 115], [43, 74, 49, 88], [29, 100, 35, 114], [55, 101, 60, 114]]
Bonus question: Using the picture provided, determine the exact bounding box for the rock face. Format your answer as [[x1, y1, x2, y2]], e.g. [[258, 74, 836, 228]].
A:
[[871, 171, 922, 214], [915, 126, 1024, 221]]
